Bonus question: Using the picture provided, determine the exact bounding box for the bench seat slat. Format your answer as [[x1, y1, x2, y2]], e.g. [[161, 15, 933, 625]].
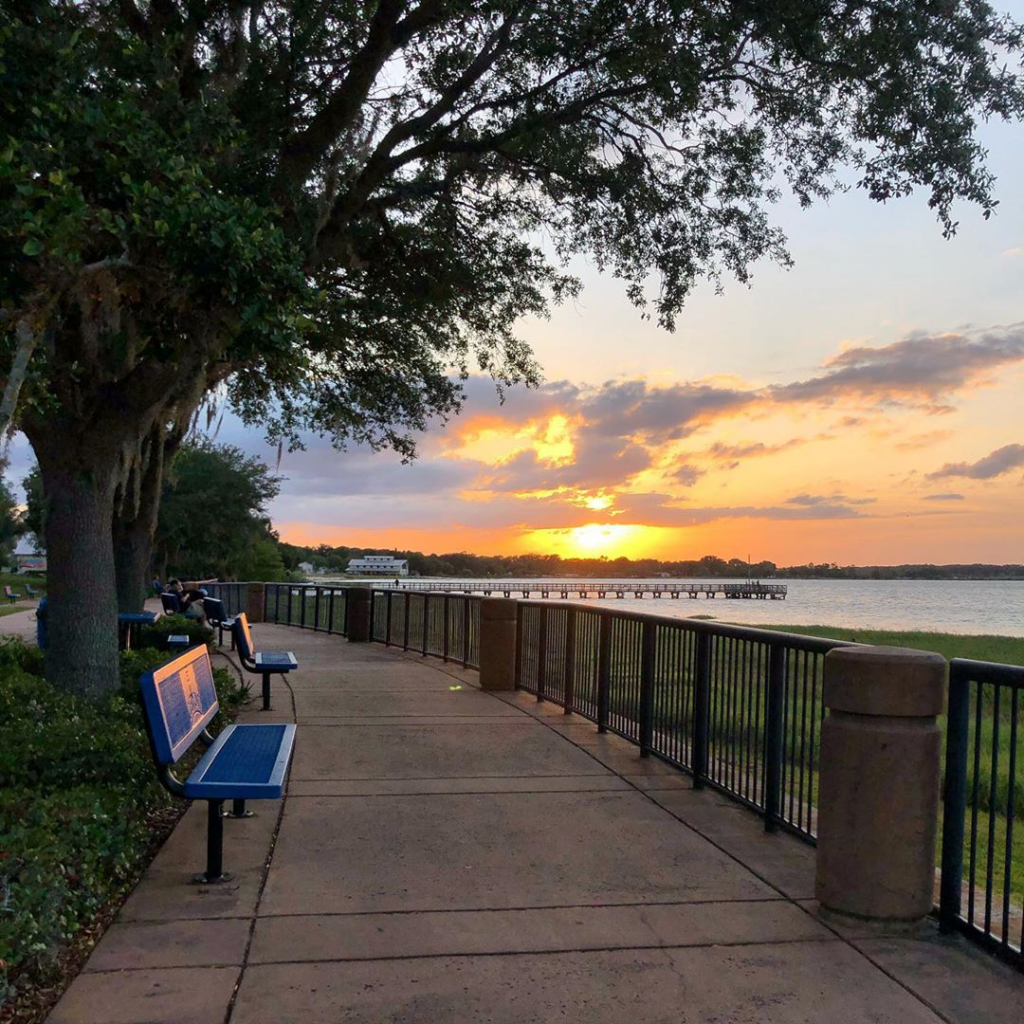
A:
[[254, 651, 298, 672], [185, 723, 296, 800]]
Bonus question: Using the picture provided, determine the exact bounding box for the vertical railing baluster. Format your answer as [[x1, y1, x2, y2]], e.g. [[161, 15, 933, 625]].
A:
[[940, 661, 970, 932], [443, 594, 450, 662], [514, 602, 524, 688], [597, 613, 611, 733], [693, 631, 710, 788], [385, 590, 393, 646], [327, 589, 335, 634], [764, 643, 786, 832], [639, 620, 656, 757], [563, 607, 576, 714], [537, 605, 548, 702], [313, 586, 321, 631], [462, 597, 471, 669], [422, 593, 430, 656], [403, 591, 410, 651]]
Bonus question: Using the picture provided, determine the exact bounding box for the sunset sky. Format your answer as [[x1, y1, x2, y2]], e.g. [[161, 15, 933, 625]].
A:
[[216, 99, 1022, 567], [13, 75, 1024, 566], [215, 109, 1024, 565]]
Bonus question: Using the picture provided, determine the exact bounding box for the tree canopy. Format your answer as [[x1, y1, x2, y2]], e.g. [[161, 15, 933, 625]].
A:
[[154, 439, 287, 581], [2, 0, 1022, 693]]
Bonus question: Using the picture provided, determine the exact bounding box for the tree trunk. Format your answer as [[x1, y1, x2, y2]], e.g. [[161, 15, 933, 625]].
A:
[[113, 513, 154, 613], [34, 448, 121, 697], [113, 434, 166, 613]]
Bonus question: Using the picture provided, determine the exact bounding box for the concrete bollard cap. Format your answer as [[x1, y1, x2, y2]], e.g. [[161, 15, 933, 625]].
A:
[[824, 645, 946, 717], [480, 597, 518, 621]]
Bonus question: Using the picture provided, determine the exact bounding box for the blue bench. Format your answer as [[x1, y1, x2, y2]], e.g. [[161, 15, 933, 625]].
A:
[[203, 596, 235, 649], [160, 592, 182, 614], [139, 645, 296, 883], [23, 583, 38, 599], [232, 612, 298, 711], [3, 586, 17, 605], [118, 610, 157, 650]]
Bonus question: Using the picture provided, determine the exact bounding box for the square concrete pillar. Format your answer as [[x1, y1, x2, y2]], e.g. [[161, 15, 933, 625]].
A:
[[346, 586, 373, 642], [479, 598, 517, 691], [245, 582, 265, 623], [816, 645, 946, 921]]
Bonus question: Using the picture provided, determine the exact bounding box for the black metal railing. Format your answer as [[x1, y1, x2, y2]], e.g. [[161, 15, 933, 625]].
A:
[[205, 582, 249, 617], [263, 583, 352, 635], [371, 589, 482, 669], [940, 658, 1023, 969], [514, 601, 849, 842]]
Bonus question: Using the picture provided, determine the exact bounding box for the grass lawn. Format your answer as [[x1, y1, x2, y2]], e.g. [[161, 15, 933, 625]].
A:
[[754, 625, 1024, 666]]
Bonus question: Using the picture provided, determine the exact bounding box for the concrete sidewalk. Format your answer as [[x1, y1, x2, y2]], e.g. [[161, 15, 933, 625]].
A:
[[49, 626, 1024, 1023]]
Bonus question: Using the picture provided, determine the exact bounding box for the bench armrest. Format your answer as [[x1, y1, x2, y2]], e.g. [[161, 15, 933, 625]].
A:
[[158, 764, 187, 799]]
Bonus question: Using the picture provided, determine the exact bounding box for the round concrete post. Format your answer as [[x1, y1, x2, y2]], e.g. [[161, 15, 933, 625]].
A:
[[245, 582, 265, 624], [816, 646, 946, 921], [346, 586, 373, 642], [479, 598, 517, 691]]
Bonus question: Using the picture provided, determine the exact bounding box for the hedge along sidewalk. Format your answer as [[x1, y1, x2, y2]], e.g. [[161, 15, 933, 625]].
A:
[[0, 635, 245, 1024]]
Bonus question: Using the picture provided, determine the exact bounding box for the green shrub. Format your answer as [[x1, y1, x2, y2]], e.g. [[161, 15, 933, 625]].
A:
[[137, 613, 214, 651], [0, 640, 243, 1004]]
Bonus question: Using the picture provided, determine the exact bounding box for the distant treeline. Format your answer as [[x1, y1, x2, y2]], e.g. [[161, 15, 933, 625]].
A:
[[278, 543, 1023, 581]]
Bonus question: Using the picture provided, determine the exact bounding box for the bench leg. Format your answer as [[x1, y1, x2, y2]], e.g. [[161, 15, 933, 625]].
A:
[[223, 798, 255, 819], [194, 799, 232, 884], [261, 673, 271, 711]]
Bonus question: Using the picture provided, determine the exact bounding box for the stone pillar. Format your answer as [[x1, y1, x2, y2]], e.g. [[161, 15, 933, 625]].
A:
[[479, 598, 517, 691], [245, 582, 265, 624], [816, 645, 946, 921], [347, 586, 373, 642]]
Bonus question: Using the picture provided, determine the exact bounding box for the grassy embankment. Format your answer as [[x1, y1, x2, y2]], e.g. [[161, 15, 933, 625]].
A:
[[0, 573, 46, 619]]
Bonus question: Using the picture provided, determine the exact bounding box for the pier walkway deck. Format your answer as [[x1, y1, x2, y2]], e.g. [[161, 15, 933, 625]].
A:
[[358, 579, 788, 599], [49, 626, 1022, 1023]]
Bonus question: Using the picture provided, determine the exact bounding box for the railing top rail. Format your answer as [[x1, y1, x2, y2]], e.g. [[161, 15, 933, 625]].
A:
[[514, 598, 849, 653], [950, 656, 1024, 687]]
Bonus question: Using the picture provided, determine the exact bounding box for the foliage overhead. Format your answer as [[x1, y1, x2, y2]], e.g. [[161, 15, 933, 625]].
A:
[[154, 439, 286, 580], [2, 0, 1022, 463]]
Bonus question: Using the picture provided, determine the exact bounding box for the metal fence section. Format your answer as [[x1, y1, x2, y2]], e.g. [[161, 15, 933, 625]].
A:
[[373, 589, 482, 669], [263, 583, 351, 636], [941, 658, 1023, 969], [205, 582, 249, 617], [514, 601, 847, 842]]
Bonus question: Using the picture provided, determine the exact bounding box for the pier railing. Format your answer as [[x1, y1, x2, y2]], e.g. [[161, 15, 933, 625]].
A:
[[940, 658, 1024, 968], [515, 600, 849, 842], [331, 578, 787, 600]]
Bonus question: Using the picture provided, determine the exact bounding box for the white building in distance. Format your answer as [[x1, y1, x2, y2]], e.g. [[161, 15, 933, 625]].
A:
[[346, 555, 410, 576]]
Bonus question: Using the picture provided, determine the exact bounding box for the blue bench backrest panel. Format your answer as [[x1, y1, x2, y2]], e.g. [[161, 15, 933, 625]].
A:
[[233, 612, 255, 660], [203, 597, 227, 623], [140, 647, 219, 764], [160, 592, 182, 614]]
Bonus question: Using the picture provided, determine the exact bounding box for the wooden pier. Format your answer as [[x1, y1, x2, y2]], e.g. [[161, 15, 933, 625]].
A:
[[357, 580, 787, 600]]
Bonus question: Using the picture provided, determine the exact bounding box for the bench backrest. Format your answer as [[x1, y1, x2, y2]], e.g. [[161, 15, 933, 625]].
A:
[[160, 592, 182, 614], [232, 611, 255, 660], [203, 596, 228, 624], [4, 586, 13, 597], [139, 646, 219, 765]]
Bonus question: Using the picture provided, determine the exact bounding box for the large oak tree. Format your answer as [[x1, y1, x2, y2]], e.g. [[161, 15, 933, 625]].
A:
[[1, 1, 1022, 695]]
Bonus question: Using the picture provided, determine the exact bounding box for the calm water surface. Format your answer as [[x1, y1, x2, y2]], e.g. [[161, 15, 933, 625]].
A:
[[366, 577, 1024, 637]]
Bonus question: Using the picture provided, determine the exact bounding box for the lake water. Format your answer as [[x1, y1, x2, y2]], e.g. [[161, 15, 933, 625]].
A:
[[340, 577, 1024, 636]]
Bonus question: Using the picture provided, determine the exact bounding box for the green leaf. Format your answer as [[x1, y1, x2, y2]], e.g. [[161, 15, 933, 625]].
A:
[[22, 238, 43, 256]]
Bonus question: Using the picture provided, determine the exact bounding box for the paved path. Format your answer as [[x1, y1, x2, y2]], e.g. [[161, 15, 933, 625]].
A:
[[49, 626, 1024, 1023]]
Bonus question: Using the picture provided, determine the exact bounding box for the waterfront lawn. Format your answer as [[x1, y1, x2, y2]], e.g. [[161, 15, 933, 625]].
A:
[[757, 626, 1024, 667]]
